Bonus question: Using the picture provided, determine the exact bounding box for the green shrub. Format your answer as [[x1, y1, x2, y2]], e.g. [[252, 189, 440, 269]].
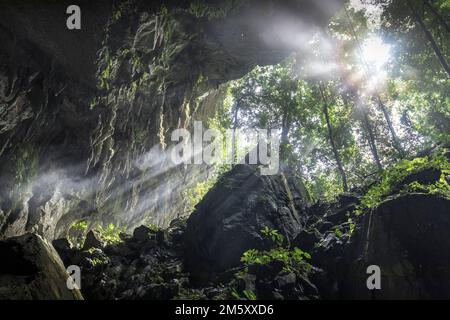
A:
[[354, 148, 450, 215], [183, 179, 216, 212], [231, 227, 312, 300], [261, 226, 284, 246], [68, 220, 89, 248], [96, 223, 125, 245]]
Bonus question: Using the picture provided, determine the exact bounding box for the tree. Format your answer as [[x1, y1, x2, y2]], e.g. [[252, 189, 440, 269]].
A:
[[318, 82, 349, 192], [406, 0, 450, 77]]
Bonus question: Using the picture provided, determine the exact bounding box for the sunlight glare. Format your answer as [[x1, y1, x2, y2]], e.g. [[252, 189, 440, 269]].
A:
[[361, 36, 391, 70]]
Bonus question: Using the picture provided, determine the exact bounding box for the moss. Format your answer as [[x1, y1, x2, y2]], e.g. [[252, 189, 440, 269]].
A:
[[174, 288, 207, 300], [68, 220, 89, 248], [182, 179, 217, 213], [90, 256, 109, 267], [145, 223, 161, 233], [354, 148, 450, 215], [188, 0, 247, 20], [12, 145, 39, 188]]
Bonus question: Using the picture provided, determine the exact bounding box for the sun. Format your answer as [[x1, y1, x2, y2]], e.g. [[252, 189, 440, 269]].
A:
[[361, 36, 391, 70]]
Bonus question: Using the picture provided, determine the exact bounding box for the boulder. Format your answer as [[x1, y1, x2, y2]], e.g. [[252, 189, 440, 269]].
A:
[[156, 229, 168, 245], [274, 272, 297, 290], [72, 248, 110, 269], [82, 230, 105, 250], [52, 238, 72, 251], [0, 233, 83, 299], [314, 193, 450, 299], [133, 225, 152, 241], [52, 238, 75, 267], [184, 165, 303, 283]]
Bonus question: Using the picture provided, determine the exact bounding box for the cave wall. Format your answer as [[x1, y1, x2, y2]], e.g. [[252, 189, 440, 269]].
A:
[[0, 0, 344, 240]]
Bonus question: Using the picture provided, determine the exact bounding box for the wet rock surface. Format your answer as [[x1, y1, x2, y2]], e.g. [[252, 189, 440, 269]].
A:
[[0, 0, 344, 241], [184, 165, 304, 281], [47, 163, 450, 300], [1, 147, 449, 299], [56, 219, 231, 300], [0, 233, 83, 299]]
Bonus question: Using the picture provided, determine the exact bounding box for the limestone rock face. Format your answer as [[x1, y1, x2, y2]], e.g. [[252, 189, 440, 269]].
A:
[[337, 194, 450, 299], [82, 230, 106, 250], [42, 161, 450, 300], [184, 165, 304, 282], [0, 233, 83, 299], [0, 0, 113, 87], [0, 0, 343, 240], [301, 193, 450, 299]]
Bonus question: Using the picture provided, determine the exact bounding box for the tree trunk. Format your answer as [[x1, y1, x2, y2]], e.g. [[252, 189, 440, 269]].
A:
[[319, 84, 349, 192], [362, 106, 383, 172], [280, 109, 292, 163], [408, 0, 450, 77], [423, 0, 450, 34], [376, 96, 405, 157], [231, 101, 239, 163]]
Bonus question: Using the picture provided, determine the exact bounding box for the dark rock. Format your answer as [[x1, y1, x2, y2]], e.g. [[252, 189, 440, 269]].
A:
[[52, 238, 72, 251], [52, 238, 76, 266], [140, 283, 179, 300], [169, 217, 188, 229], [119, 232, 132, 242], [293, 230, 320, 251], [73, 248, 110, 269], [107, 265, 123, 279], [236, 273, 257, 293], [0, 0, 345, 241], [336, 193, 360, 206], [185, 165, 303, 283], [140, 253, 158, 266], [255, 280, 278, 299], [314, 193, 450, 299], [156, 229, 168, 245], [133, 225, 152, 241], [296, 273, 319, 298], [204, 287, 227, 299], [174, 277, 190, 289], [271, 290, 285, 300], [104, 242, 133, 257], [83, 230, 105, 250], [274, 272, 296, 290], [248, 260, 285, 280], [0, 233, 83, 299], [400, 167, 441, 187]]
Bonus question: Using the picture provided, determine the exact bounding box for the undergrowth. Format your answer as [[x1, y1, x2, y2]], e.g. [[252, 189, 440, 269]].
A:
[[231, 227, 312, 300], [354, 148, 450, 215]]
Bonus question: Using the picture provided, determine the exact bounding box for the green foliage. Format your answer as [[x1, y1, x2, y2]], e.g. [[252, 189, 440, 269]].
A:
[[96, 223, 125, 245], [68, 221, 125, 248], [240, 246, 312, 274], [355, 149, 450, 215], [90, 256, 109, 267], [68, 220, 88, 249], [146, 223, 161, 233], [230, 288, 242, 300], [12, 146, 39, 188], [243, 290, 257, 300], [334, 227, 344, 238], [231, 227, 312, 299], [230, 286, 257, 300], [183, 179, 216, 213], [240, 228, 312, 277], [347, 217, 356, 236], [261, 226, 284, 246], [72, 220, 88, 232], [188, 0, 246, 20]]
